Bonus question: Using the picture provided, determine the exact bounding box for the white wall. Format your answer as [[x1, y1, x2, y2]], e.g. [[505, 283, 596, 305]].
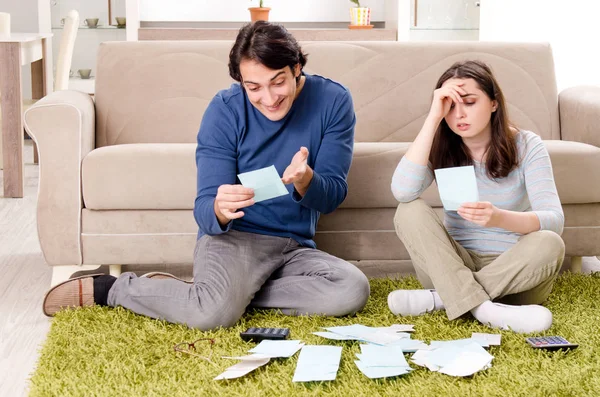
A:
[[0, 0, 40, 99], [140, 0, 386, 22], [392, 0, 479, 41], [0, 0, 38, 32], [480, 0, 600, 90], [412, 0, 479, 29]]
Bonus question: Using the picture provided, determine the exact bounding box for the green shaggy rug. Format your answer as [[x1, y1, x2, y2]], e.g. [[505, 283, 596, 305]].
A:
[[30, 273, 600, 397]]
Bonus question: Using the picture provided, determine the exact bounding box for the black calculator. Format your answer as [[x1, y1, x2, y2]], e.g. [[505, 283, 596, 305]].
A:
[[240, 327, 290, 342], [525, 336, 578, 350]]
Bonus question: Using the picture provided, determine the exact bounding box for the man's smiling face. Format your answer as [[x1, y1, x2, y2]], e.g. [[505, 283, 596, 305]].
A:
[[240, 59, 301, 121]]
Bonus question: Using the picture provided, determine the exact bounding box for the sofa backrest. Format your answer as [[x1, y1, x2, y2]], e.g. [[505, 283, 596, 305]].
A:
[[94, 41, 560, 147]]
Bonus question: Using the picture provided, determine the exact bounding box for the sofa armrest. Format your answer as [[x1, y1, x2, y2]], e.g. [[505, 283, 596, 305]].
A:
[[559, 85, 600, 147], [24, 90, 96, 265]]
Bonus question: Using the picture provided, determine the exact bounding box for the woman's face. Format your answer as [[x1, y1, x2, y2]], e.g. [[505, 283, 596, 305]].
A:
[[442, 77, 497, 140]]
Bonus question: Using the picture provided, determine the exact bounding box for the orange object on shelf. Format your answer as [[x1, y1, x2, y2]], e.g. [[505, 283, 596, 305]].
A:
[[248, 7, 271, 22], [348, 24, 374, 29]]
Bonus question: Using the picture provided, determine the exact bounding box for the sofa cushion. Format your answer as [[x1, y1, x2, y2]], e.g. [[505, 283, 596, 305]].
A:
[[81, 141, 600, 210], [341, 142, 441, 208], [82, 144, 197, 210]]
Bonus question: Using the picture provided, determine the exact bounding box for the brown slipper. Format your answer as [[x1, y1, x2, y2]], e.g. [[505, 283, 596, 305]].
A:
[[140, 272, 193, 284], [43, 273, 104, 317]]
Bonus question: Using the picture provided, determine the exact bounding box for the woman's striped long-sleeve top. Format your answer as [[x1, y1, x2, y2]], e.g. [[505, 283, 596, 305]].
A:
[[391, 130, 564, 254]]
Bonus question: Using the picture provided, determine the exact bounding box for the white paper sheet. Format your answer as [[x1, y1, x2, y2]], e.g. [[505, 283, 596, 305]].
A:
[[293, 346, 342, 382], [323, 324, 408, 345], [248, 340, 304, 358], [410, 341, 493, 377], [214, 354, 271, 380], [471, 332, 502, 346], [354, 345, 412, 379], [237, 165, 288, 202], [434, 165, 479, 211]]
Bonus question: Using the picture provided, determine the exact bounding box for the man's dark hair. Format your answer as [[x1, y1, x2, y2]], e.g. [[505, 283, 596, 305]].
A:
[[229, 21, 308, 83]]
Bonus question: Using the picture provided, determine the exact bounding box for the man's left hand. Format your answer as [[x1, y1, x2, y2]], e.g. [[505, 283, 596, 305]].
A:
[[457, 201, 499, 227], [282, 146, 314, 197]]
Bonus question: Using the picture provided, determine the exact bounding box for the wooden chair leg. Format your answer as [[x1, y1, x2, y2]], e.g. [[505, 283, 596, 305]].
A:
[[109, 264, 122, 277], [571, 256, 582, 273], [33, 140, 39, 164]]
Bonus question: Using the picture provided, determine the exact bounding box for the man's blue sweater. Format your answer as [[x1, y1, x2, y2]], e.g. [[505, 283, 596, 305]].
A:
[[194, 73, 355, 248]]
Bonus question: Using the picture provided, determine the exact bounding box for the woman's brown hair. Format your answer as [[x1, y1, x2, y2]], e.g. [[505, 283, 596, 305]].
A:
[[429, 60, 518, 179]]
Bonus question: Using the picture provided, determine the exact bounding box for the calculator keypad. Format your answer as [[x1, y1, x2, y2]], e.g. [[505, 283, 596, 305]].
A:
[[526, 336, 577, 350], [240, 327, 290, 342]]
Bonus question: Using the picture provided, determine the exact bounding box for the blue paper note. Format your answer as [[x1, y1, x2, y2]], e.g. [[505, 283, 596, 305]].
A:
[[471, 332, 501, 346], [427, 342, 487, 368], [324, 324, 404, 345], [237, 165, 288, 203], [292, 345, 342, 382], [313, 331, 357, 341], [355, 345, 412, 379], [412, 341, 493, 377], [358, 345, 409, 367], [434, 166, 479, 211], [249, 340, 304, 358], [354, 361, 412, 379], [325, 324, 373, 338], [384, 337, 429, 353], [430, 338, 489, 349]]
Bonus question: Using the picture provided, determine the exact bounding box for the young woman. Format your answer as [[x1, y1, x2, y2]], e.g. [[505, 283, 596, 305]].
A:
[[389, 60, 565, 333]]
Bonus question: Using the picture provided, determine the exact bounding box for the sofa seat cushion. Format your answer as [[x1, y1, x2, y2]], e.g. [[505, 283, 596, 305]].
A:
[[544, 140, 600, 203], [342, 140, 600, 208], [81, 141, 600, 210], [82, 144, 197, 210]]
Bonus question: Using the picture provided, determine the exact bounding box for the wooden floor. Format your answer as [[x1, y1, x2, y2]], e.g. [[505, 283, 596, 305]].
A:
[[0, 141, 51, 397], [0, 141, 200, 395]]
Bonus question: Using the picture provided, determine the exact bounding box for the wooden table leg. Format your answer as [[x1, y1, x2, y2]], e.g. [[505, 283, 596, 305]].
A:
[[0, 42, 24, 198], [31, 59, 45, 100]]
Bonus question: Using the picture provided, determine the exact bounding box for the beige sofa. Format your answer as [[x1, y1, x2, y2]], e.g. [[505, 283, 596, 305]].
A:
[[24, 41, 600, 286]]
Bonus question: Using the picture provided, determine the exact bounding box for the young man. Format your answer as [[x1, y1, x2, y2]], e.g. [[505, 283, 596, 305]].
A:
[[43, 21, 370, 330]]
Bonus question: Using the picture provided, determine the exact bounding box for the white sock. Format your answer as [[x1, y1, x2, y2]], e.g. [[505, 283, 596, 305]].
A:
[[471, 300, 553, 333], [432, 290, 445, 310], [388, 289, 444, 316]]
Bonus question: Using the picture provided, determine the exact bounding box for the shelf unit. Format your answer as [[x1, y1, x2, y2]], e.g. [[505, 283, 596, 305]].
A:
[[50, 0, 129, 93], [48, 0, 480, 93]]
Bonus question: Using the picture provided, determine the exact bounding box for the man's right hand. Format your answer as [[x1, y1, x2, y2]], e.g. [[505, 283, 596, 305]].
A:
[[213, 184, 255, 226]]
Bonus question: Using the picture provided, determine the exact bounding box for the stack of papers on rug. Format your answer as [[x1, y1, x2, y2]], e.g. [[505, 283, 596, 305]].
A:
[[214, 340, 304, 380], [355, 344, 413, 379], [314, 324, 428, 352], [293, 345, 343, 382], [411, 338, 494, 377], [215, 330, 500, 381]]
